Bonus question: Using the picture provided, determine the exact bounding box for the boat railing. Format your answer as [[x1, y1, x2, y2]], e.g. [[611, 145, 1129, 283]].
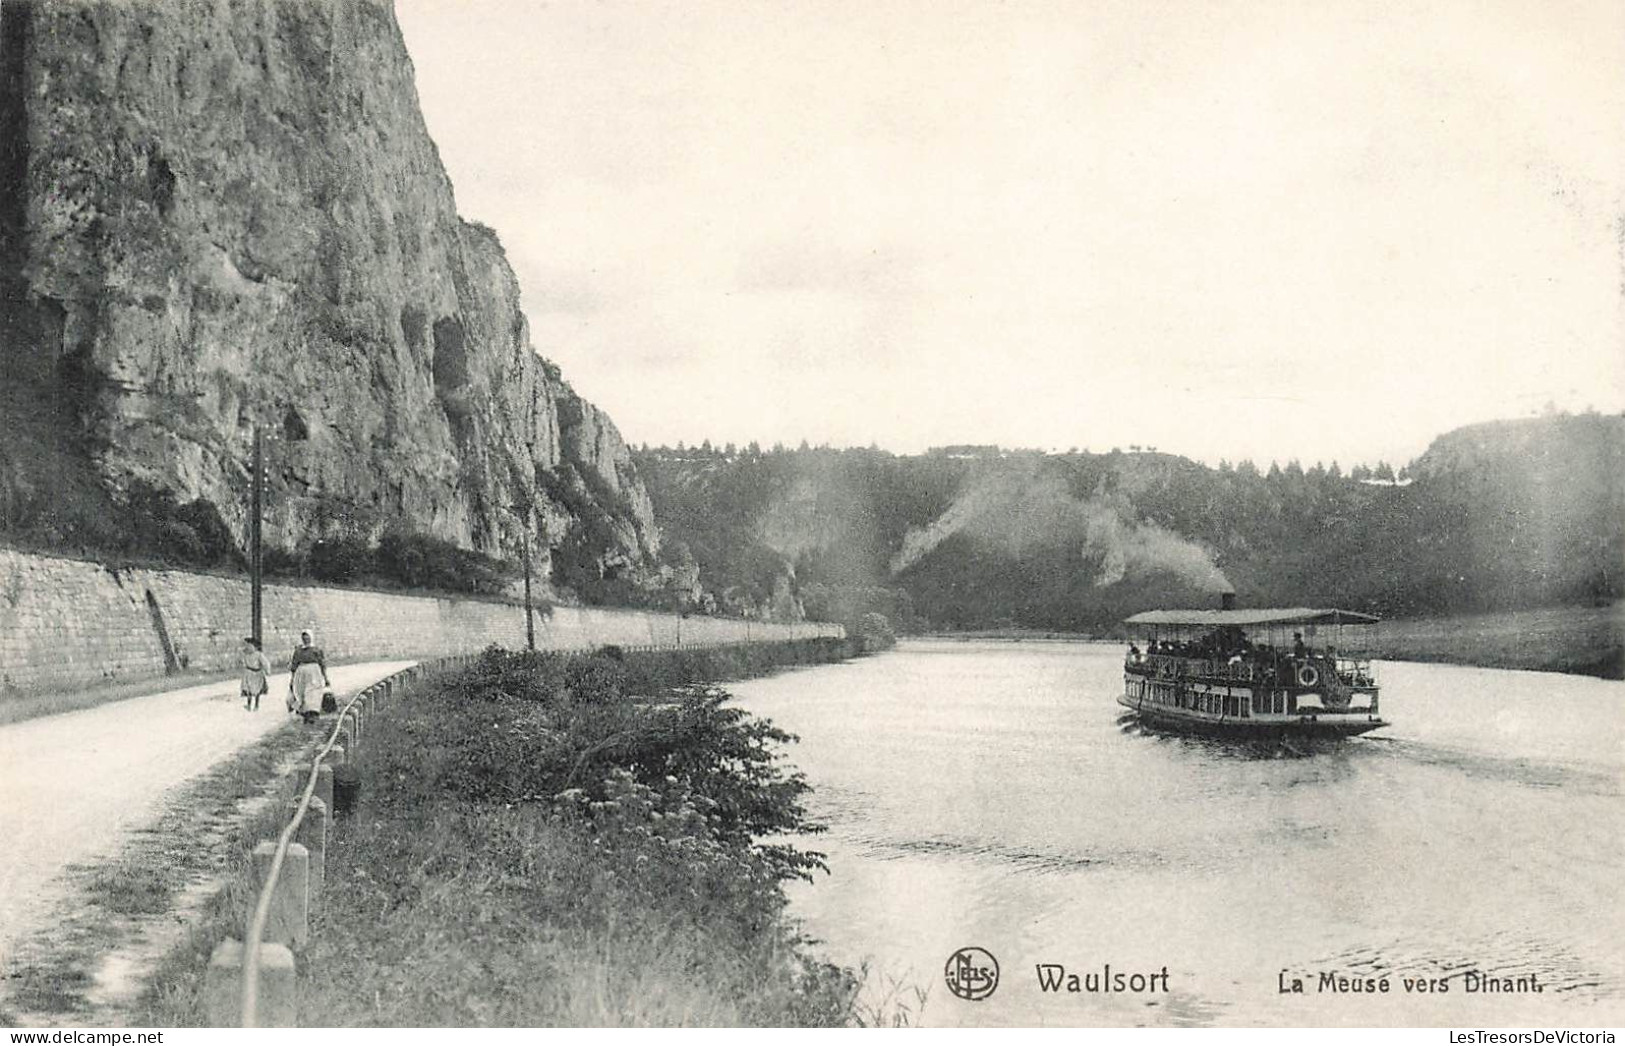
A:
[[1195, 658, 1255, 682], [1126, 653, 1256, 682], [1127, 652, 1377, 689]]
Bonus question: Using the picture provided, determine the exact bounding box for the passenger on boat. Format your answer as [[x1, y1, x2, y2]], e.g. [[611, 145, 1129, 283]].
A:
[[1252, 644, 1279, 684], [1293, 632, 1307, 658]]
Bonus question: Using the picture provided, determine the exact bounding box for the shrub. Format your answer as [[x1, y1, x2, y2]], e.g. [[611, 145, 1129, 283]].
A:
[[153, 519, 204, 562], [116, 481, 243, 568], [261, 546, 306, 576], [432, 645, 835, 884], [856, 612, 897, 653], [173, 498, 241, 565], [307, 535, 373, 584], [373, 529, 519, 595], [374, 529, 433, 587]]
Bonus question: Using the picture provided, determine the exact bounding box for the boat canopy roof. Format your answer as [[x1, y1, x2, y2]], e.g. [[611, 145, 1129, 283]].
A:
[[1124, 608, 1381, 627]]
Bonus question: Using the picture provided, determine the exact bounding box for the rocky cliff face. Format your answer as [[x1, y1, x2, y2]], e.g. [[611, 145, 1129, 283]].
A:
[[0, 0, 659, 584]]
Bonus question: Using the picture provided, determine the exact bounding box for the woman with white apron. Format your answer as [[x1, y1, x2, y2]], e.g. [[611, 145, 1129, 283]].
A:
[[287, 629, 330, 722]]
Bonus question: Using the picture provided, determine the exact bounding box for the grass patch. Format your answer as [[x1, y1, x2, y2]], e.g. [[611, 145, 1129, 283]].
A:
[[134, 640, 880, 1027], [300, 802, 854, 1026], [304, 642, 860, 1026], [8, 961, 93, 1015], [123, 793, 305, 1027], [84, 862, 175, 916]]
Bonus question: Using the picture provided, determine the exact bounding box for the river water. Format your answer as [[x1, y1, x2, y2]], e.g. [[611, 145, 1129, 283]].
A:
[[730, 639, 1625, 1027]]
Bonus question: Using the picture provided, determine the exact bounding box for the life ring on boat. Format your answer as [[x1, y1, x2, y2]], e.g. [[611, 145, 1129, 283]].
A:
[[1295, 664, 1320, 688]]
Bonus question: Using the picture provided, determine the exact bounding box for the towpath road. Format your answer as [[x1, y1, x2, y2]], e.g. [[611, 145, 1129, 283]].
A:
[[0, 660, 415, 973]]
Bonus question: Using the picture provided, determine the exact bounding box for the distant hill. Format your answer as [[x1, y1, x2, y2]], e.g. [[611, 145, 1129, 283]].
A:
[[634, 413, 1625, 636]]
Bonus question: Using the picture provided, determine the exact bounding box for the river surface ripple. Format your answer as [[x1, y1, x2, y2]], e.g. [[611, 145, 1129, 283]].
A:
[[730, 639, 1625, 1027]]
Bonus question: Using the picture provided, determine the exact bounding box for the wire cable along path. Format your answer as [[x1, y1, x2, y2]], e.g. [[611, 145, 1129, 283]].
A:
[[237, 655, 453, 1026], [238, 656, 443, 1026]]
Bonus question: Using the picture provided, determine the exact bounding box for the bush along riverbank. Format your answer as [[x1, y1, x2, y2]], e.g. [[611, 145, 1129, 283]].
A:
[[272, 639, 865, 1026]]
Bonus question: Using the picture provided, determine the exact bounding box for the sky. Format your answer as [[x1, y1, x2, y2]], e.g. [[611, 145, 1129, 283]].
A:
[[395, 0, 1624, 468]]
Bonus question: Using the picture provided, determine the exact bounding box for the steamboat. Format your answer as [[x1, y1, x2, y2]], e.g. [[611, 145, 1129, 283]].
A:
[[1120, 595, 1385, 738]]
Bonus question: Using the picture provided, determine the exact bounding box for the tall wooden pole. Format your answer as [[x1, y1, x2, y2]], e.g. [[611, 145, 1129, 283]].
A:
[[250, 425, 264, 646], [521, 505, 535, 652]]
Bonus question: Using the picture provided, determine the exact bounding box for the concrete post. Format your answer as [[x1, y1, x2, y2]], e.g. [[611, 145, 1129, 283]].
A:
[[292, 796, 328, 913], [324, 744, 345, 767], [250, 841, 309, 948], [303, 763, 334, 813], [338, 717, 357, 752], [205, 938, 296, 1027]]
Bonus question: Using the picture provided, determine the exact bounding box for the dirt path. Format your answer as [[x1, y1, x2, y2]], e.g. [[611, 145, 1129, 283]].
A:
[[0, 661, 414, 976]]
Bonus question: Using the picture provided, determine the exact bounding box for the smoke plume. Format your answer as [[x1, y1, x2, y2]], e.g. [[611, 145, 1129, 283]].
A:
[[890, 467, 1232, 592]]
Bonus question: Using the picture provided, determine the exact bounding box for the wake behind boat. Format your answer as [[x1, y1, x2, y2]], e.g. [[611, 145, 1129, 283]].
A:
[[1119, 596, 1386, 738]]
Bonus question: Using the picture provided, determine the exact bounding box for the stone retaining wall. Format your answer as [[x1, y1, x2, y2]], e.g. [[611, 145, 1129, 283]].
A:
[[0, 549, 841, 696]]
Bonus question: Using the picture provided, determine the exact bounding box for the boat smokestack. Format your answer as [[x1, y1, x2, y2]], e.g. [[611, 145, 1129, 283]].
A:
[[1220, 591, 1236, 610]]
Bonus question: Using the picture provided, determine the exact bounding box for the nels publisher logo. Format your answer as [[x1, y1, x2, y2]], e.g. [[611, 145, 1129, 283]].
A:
[[945, 946, 1000, 1001]]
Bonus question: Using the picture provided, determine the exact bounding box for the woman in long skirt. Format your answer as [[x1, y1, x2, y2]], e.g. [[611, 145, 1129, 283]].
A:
[[288, 629, 330, 722], [240, 637, 270, 710]]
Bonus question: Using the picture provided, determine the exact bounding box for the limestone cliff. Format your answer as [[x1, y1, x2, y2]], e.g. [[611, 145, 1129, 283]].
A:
[[0, 0, 659, 586]]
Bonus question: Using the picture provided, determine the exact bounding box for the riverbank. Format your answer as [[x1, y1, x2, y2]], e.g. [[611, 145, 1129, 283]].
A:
[[129, 638, 888, 1027], [1371, 603, 1622, 679]]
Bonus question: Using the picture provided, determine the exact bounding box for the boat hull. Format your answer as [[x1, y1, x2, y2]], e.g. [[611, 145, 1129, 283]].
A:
[[1117, 691, 1387, 738]]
